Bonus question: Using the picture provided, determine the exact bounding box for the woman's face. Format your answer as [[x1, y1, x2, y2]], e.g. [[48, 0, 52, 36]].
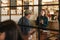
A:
[[0, 32, 5, 40], [41, 10, 45, 16]]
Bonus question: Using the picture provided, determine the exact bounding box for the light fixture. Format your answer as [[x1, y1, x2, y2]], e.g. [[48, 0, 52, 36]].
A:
[[1, 4, 8, 6], [50, 10, 54, 14], [1, 8, 8, 14], [17, 7, 22, 14], [34, 0, 38, 5], [17, 7, 22, 10], [29, 0, 33, 5], [29, 7, 32, 10], [29, 2, 33, 5], [1, 0, 8, 3], [17, 1, 22, 5], [24, 0, 28, 1], [42, 0, 53, 2], [11, 10, 16, 14], [5, 8, 9, 10]]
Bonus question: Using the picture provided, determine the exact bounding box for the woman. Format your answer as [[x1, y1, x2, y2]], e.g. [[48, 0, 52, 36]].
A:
[[36, 9, 48, 28], [36, 9, 48, 40], [0, 20, 23, 40]]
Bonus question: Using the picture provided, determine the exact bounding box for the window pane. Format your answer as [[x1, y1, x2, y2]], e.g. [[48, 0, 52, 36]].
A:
[[10, 0, 16, 6], [42, 0, 59, 5], [1, 0, 9, 6], [23, 0, 29, 5], [29, 0, 34, 5], [34, 0, 38, 5], [29, 6, 34, 14], [1, 7, 10, 21], [1, 15, 10, 22], [42, 5, 59, 30], [11, 15, 22, 23], [23, 0, 38, 5], [1, 7, 10, 15], [17, 0, 22, 5], [11, 7, 22, 23], [34, 6, 38, 20], [11, 9, 16, 14], [17, 7, 22, 15]]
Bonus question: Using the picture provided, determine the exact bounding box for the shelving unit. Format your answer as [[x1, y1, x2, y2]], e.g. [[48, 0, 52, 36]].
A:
[[1, 0, 10, 15]]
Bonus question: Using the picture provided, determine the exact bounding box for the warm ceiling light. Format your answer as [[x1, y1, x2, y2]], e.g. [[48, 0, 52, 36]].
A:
[[29, 2, 33, 5], [50, 11, 54, 14], [17, 1, 22, 5], [29, 0, 32, 1], [29, 7, 32, 10], [17, 7, 22, 10], [24, 0, 28, 1], [42, 0, 53, 2], [5, 8, 9, 10], [1, 0, 8, 3], [1, 4, 8, 6], [50, 9, 54, 14]]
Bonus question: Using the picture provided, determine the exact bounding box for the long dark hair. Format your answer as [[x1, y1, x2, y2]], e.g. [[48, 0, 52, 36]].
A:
[[0, 20, 22, 40]]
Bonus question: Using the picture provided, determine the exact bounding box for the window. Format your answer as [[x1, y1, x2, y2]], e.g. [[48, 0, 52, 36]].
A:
[[1, 0, 10, 6], [0, 0, 59, 40], [1, 0, 10, 15]]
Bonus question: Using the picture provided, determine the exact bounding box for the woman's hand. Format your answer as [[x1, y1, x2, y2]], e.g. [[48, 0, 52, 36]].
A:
[[28, 29, 36, 35], [40, 20, 44, 24]]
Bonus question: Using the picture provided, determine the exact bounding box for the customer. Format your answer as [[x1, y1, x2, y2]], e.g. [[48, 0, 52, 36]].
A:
[[18, 10, 33, 40], [36, 9, 48, 40], [36, 9, 48, 28], [0, 20, 23, 40]]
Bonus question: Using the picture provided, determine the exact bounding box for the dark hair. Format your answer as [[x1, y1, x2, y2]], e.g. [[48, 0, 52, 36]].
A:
[[0, 20, 22, 40], [40, 9, 47, 17], [41, 9, 46, 14]]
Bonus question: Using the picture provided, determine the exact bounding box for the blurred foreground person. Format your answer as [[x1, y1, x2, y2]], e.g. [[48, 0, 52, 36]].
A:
[[0, 20, 23, 40]]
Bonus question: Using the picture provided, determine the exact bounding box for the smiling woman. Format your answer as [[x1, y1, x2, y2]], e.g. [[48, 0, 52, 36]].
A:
[[0, 20, 23, 40]]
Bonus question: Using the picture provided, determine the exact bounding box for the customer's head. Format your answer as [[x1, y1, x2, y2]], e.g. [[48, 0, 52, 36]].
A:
[[24, 10, 32, 18], [0, 20, 22, 40], [41, 9, 46, 16]]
